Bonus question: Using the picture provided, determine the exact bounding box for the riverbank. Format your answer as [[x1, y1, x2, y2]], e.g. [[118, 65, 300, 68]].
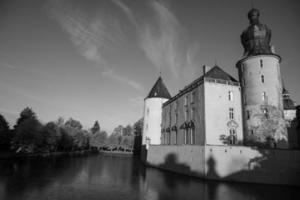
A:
[[99, 150, 133, 157], [0, 149, 98, 160]]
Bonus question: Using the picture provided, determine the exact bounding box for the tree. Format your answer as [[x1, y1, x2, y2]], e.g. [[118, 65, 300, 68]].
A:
[[65, 118, 83, 130], [133, 118, 143, 155], [0, 114, 11, 150], [89, 130, 107, 148], [12, 117, 43, 153], [133, 118, 143, 137], [41, 122, 61, 152], [91, 121, 100, 134], [123, 125, 133, 136], [14, 107, 37, 129], [57, 127, 73, 151]]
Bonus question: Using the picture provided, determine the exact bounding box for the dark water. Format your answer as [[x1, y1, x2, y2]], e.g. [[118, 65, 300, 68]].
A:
[[0, 155, 299, 200]]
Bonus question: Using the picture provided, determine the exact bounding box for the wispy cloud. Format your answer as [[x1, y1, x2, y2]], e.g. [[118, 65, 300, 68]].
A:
[[102, 69, 143, 91], [48, 1, 108, 66], [48, 0, 142, 91], [139, 1, 188, 78], [112, 0, 138, 27]]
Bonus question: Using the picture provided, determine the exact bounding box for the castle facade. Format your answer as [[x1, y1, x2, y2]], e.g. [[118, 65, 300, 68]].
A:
[[143, 8, 298, 149]]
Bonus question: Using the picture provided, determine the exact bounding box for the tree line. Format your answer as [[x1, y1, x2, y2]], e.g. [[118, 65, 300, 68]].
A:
[[0, 107, 143, 154]]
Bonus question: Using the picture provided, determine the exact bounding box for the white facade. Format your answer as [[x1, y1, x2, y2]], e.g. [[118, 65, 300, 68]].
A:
[[204, 80, 243, 145], [142, 98, 168, 147]]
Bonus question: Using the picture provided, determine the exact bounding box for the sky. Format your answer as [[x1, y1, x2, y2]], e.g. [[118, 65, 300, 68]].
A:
[[0, 0, 300, 133]]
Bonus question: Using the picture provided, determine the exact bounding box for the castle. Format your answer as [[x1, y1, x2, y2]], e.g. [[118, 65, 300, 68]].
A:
[[142, 8, 298, 150], [141, 9, 300, 186]]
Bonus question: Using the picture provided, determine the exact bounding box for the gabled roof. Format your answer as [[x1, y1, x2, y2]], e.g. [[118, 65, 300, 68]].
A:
[[204, 66, 238, 82], [163, 65, 239, 106], [146, 76, 171, 99]]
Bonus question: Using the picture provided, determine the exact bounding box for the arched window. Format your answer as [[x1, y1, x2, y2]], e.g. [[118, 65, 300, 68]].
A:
[[174, 131, 177, 145], [184, 129, 188, 145], [190, 128, 195, 145]]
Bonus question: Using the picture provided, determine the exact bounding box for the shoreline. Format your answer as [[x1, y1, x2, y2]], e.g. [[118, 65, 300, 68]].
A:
[[0, 149, 134, 159], [99, 150, 133, 157], [0, 149, 99, 160]]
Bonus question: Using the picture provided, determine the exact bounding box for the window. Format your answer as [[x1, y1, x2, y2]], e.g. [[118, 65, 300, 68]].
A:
[[260, 59, 263, 68], [190, 128, 195, 145], [191, 92, 195, 104], [184, 95, 188, 106], [246, 110, 250, 119], [263, 108, 269, 118], [175, 113, 178, 123], [229, 108, 234, 119], [185, 109, 188, 121], [242, 78, 245, 86], [228, 91, 234, 101], [174, 101, 178, 111], [184, 129, 188, 144], [191, 108, 195, 120], [169, 105, 172, 126], [251, 130, 254, 135], [229, 129, 237, 145], [261, 75, 264, 83], [262, 92, 267, 101], [174, 131, 177, 145]]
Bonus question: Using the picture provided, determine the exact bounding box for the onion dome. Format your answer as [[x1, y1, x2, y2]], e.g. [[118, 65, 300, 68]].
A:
[[241, 8, 273, 56], [146, 76, 171, 99], [282, 88, 295, 110]]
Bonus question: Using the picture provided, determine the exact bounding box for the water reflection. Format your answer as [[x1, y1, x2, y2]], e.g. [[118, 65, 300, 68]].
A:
[[0, 155, 299, 200]]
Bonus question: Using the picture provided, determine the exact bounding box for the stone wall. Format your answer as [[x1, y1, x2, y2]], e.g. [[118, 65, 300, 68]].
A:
[[146, 144, 300, 186], [146, 145, 205, 177]]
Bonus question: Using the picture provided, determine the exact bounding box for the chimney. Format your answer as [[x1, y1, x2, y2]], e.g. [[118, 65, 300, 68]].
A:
[[203, 65, 212, 75]]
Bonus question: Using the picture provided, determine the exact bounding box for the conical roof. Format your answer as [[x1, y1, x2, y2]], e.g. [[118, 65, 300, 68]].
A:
[[146, 77, 171, 99]]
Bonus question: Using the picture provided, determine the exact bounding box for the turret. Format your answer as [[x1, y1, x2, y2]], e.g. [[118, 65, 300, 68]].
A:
[[142, 77, 171, 149], [236, 8, 288, 148]]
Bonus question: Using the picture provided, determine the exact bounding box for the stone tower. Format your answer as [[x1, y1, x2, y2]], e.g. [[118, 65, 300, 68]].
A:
[[142, 76, 171, 149], [236, 8, 287, 148]]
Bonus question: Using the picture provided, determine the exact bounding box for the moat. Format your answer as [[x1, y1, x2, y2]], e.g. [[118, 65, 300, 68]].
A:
[[0, 155, 299, 200]]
